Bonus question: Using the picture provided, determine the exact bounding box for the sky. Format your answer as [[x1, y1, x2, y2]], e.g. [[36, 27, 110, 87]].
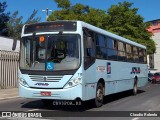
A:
[[3, 0, 160, 23]]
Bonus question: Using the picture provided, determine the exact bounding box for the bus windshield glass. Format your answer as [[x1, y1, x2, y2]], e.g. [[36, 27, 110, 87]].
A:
[[20, 34, 80, 71]]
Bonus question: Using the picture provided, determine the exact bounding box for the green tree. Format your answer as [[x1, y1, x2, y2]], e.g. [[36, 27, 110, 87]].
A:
[[106, 1, 155, 54], [49, 0, 155, 54], [54, 0, 71, 9], [7, 10, 41, 40], [7, 11, 23, 40], [48, 0, 107, 29], [0, 2, 10, 36], [25, 10, 41, 24]]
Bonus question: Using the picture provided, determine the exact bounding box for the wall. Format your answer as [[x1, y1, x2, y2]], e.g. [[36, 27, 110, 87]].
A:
[[147, 20, 160, 72], [0, 36, 20, 89], [152, 33, 160, 71]]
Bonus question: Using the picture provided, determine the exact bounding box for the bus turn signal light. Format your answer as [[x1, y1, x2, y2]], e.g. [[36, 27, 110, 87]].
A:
[[39, 36, 45, 42]]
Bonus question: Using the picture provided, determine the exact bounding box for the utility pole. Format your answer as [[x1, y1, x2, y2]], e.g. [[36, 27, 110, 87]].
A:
[[42, 8, 52, 21]]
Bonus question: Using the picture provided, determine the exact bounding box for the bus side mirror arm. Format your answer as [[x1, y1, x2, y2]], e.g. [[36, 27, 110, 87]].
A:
[[12, 39, 17, 51]]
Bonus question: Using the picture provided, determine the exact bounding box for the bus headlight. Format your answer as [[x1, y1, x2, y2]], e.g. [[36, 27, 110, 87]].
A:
[[64, 77, 82, 89], [19, 78, 29, 87]]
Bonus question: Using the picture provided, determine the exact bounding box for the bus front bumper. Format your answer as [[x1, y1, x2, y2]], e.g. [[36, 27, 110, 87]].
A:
[[19, 84, 83, 101]]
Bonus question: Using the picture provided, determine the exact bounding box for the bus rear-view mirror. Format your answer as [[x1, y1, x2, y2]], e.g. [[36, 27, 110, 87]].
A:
[[86, 36, 94, 57], [12, 39, 17, 51], [86, 36, 92, 48]]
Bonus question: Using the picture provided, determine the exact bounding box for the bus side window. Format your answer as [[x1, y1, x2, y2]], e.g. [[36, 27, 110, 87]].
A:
[[126, 44, 133, 62], [117, 41, 126, 61], [139, 48, 144, 63], [83, 28, 95, 70], [143, 49, 147, 64], [107, 38, 117, 60], [86, 36, 94, 57], [96, 34, 107, 59], [133, 46, 139, 63]]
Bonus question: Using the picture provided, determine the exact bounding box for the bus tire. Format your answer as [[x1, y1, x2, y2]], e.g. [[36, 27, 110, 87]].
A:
[[41, 99, 53, 106], [133, 78, 138, 95], [94, 83, 104, 107]]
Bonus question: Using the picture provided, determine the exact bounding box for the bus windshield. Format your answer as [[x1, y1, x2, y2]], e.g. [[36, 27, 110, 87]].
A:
[[20, 34, 80, 71]]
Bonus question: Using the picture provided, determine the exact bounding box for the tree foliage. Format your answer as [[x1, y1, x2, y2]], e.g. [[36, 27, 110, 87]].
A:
[[7, 11, 23, 40], [25, 10, 41, 24], [0, 1, 41, 40], [48, 0, 107, 29], [7, 9, 41, 40], [106, 1, 155, 54], [54, 0, 71, 9], [0, 2, 10, 36], [48, 0, 155, 54]]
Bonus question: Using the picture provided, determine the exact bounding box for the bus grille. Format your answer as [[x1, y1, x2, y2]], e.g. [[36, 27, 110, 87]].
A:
[[29, 75, 63, 82]]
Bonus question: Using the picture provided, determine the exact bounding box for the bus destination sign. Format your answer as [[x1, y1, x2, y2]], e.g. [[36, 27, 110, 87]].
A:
[[24, 21, 77, 34]]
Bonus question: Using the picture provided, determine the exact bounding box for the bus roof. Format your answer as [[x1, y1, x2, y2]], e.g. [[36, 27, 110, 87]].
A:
[[23, 20, 146, 49], [78, 21, 146, 49]]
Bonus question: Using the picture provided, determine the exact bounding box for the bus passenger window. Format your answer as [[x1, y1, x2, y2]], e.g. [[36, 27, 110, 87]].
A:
[[113, 40, 117, 49], [126, 44, 133, 62], [96, 34, 107, 59], [107, 38, 117, 60], [143, 50, 147, 63], [133, 47, 139, 63], [139, 48, 144, 63], [83, 29, 95, 70], [117, 41, 126, 61]]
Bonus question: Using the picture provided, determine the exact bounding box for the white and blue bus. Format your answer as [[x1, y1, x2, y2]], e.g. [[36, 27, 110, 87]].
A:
[[16, 20, 148, 107]]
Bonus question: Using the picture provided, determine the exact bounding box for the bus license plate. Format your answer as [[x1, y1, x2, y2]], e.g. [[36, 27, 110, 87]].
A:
[[40, 91, 51, 96]]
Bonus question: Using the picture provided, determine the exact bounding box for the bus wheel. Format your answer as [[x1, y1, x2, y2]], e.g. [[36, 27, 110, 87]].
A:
[[95, 83, 104, 107], [133, 79, 138, 95], [41, 99, 53, 106]]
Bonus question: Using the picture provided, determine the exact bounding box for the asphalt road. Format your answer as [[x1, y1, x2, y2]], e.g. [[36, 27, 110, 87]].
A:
[[0, 82, 160, 120]]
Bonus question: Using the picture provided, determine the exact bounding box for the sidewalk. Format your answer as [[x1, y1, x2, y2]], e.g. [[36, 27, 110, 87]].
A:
[[0, 88, 19, 100]]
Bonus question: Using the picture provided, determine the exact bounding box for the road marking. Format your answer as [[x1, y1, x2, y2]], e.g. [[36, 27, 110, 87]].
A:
[[132, 117, 139, 120], [27, 109, 39, 112]]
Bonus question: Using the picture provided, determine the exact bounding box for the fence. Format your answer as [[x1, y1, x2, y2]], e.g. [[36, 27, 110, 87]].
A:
[[0, 50, 19, 89]]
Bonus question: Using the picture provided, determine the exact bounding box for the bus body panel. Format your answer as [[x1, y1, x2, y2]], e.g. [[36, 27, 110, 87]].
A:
[[97, 60, 148, 95], [19, 66, 86, 100], [82, 64, 97, 100], [19, 83, 83, 100], [82, 59, 148, 100]]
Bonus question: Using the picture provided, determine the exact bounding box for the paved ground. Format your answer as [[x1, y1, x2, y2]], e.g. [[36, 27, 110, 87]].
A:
[[0, 88, 19, 100], [1, 83, 160, 120]]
